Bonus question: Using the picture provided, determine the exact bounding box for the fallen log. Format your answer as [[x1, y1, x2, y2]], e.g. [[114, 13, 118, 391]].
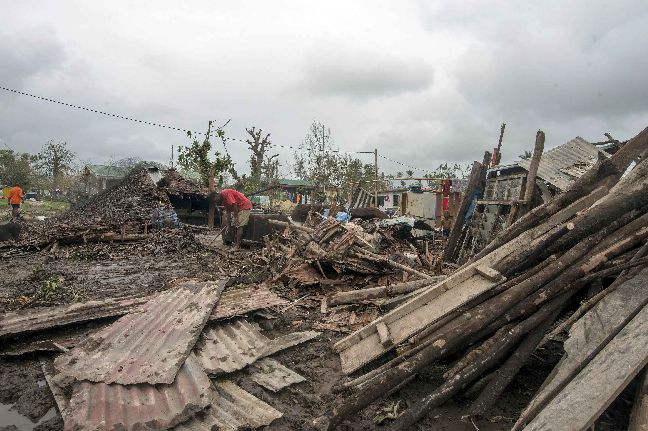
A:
[[388, 295, 569, 431], [323, 210, 638, 427], [541, 239, 648, 344], [468, 308, 558, 416], [328, 277, 446, 306]]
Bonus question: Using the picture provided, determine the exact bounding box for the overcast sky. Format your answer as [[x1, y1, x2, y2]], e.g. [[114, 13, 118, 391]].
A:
[[1, 1, 646, 177]]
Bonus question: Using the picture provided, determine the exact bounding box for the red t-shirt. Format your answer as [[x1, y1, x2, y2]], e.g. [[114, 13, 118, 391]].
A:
[[220, 189, 252, 211]]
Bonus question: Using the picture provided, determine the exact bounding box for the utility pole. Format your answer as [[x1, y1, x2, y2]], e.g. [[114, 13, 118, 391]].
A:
[[170, 145, 174, 169], [374, 148, 379, 208], [493, 123, 506, 167]]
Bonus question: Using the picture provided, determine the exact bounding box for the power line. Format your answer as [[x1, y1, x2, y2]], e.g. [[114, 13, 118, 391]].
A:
[[2, 84, 430, 172], [0, 85, 206, 135], [378, 154, 428, 173]]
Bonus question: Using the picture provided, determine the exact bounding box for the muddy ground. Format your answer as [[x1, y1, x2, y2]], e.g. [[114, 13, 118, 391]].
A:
[[0, 226, 633, 430]]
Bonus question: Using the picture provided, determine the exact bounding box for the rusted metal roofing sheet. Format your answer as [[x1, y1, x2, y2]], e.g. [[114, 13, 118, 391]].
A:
[[211, 285, 287, 320], [194, 318, 320, 376], [0, 285, 285, 344], [517, 137, 605, 191], [65, 355, 211, 431], [173, 380, 282, 431], [0, 295, 149, 340], [194, 319, 269, 375], [248, 358, 306, 392], [55, 279, 227, 385]]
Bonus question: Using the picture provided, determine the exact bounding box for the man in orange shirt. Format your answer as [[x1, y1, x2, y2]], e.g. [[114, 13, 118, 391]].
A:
[[7, 183, 24, 218], [212, 188, 253, 249]]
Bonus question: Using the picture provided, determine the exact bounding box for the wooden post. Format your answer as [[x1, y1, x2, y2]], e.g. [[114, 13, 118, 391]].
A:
[[508, 130, 544, 224], [374, 148, 379, 208], [443, 160, 482, 262], [208, 166, 216, 229]]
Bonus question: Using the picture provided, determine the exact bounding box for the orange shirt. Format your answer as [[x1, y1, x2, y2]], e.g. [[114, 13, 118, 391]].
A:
[[7, 186, 24, 205]]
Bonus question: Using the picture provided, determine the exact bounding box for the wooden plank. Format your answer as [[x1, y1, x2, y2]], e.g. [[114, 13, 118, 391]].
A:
[[524, 303, 648, 431], [376, 322, 393, 347], [333, 266, 477, 354], [475, 265, 503, 282], [514, 268, 648, 429], [338, 273, 498, 374]]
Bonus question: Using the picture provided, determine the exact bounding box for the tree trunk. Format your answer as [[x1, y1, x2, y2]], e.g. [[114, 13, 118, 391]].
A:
[[328, 277, 445, 306], [469, 309, 560, 416], [389, 295, 569, 430]]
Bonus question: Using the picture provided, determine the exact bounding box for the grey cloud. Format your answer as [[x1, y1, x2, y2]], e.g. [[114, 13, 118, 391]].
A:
[[0, 27, 67, 88], [297, 49, 434, 99], [424, 1, 648, 120]]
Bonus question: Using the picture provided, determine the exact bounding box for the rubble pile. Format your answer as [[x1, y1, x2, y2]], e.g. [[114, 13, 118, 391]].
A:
[[2, 169, 175, 252], [319, 126, 648, 430], [260, 217, 440, 288]]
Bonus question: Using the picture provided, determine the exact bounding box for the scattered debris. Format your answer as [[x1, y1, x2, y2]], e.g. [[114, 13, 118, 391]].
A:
[[247, 358, 306, 392]]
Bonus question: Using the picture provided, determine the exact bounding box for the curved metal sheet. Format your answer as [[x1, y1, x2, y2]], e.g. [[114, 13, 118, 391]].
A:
[[172, 380, 282, 431], [517, 137, 604, 191], [55, 279, 227, 385]]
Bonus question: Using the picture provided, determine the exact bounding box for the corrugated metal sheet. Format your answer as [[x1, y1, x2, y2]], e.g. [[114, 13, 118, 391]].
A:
[[517, 137, 604, 191], [248, 358, 306, 392], [263, 330, 320, 357], [194, 319, 269, 375], [173, 380, 282, 431], [55, 279, 227, 385], [65, 355, 211, 431], [194, 318, 320, 376], [211, 286, 287, 320], [0, 285, 285, 344], [0, 295, 150, 340]]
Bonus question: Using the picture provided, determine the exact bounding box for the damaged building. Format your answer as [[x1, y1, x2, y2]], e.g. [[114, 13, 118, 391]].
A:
[[451, 136, 622, 263]]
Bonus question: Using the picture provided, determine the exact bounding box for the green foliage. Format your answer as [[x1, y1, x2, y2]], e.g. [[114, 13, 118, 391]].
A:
[[519, 150, 532, 160], [40, 275, 61, 298], [293, 121, 381, 201], [35, 140, 76, 178], [177, 121, 237, 187], [373, 401, 403, 425], [0, 149, 34, 187], [33, 140, 77, 195], [426, 162, 471, 179]]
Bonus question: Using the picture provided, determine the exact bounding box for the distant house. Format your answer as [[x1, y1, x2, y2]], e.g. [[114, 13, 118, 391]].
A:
[[375, 180, 466, 224], [83, 165, 129, 194], [277, 178, 316, 204]]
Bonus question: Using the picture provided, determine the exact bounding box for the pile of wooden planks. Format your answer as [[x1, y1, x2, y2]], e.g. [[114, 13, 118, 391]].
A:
[[262, 218, 438, 287], [316, 126, 648, 430]]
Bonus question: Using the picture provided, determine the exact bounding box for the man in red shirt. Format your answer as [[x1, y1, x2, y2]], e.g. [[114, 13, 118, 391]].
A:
[[7, 183, 24, 218], [213, 188, 253, 249]]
